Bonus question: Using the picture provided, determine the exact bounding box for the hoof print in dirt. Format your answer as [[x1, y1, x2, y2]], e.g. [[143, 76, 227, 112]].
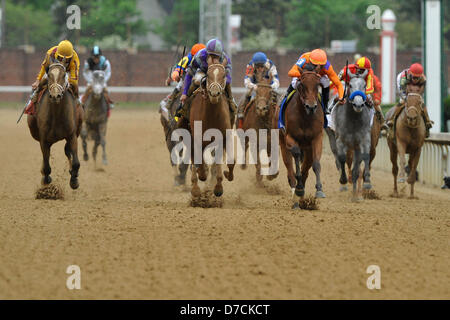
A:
[[362, 189, 381, 200], [35, 184, 64, 200], [190, 190, 224, 208]]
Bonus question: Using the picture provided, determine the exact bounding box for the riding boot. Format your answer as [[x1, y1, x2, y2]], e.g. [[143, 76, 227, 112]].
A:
[[237, 95, 251, 129], [103, 88, 114, 109], [321, 87, 330, 114], [225, 83, 238, 128], [386, 103, 404, 128]]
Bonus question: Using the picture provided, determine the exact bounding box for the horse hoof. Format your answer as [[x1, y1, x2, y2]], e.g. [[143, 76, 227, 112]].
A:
[[295, 188, 305, 197], [315, 191, 326, 198], [42, 176, 52, 185], [224, 171, 233, 182], [240, 164, 247, 170], [292, 202, 300, 209], [191, 186, 201, 198], [70, 178, 79, 190], [363, 183, 372, 190], [213, 187, 223, 197], [339, 185, 348, 192], [83, 154, 89, 161], [102, 159, 108, 166], [339, 177, 348, 185], [398, 178, 405, 183]]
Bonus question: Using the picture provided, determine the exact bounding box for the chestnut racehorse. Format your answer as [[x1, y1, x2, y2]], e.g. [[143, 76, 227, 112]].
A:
[[273, 71, 325, 207], [189, 60, 235, 197], [386, 87, 426, 198], [27, 59, 83, 189]]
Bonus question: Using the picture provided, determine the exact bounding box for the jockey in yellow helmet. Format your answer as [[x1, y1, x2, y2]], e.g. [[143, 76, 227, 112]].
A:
[[32, 40, 80, 97]]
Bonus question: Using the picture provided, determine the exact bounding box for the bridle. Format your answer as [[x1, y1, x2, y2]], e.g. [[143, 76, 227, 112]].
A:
[[206, 63, 226, 94], [404, 92, 423, 128], [48, 62, 68, 96]]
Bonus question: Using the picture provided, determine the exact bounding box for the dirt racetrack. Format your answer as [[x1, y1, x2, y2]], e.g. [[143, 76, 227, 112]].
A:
[[0, 108, 449, 299]]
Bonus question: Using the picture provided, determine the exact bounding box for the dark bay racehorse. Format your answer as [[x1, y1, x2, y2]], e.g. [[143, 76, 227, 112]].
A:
[[27, 59, 83, 189], [241, 73, 279, 184], [274, 71, 325, 207], [334, 77, 372, 201], [81, 70, 109, 165], [189, 59, 235, 197]]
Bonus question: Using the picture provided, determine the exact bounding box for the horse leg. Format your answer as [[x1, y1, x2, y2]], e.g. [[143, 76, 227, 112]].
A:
[[408, 148, 421, 199], [280, 134, 296, 191], [255, 152, 263, 186], [99, 121, 108, 165], [397, 142, 407, 184], [352, 148, 363, 202], [40, 141, 52, 185], [64, 140, 72, 167], [191, 165, 201, 197], [311, 134, 325, 198], [81, 123, 88, 161], [68, 134, 80, 190], [362, 143, 372, 190], [389, 143, 399, 197], [336, 139, 348, 191], [325, 127, 339, 170], [92, 134, 100, 164], [290, 144, 304, 198], [213, 163, 224, 197], [176, 163, 188, 186]]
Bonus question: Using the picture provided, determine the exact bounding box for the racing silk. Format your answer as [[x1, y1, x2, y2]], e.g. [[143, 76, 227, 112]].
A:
[[373, 74, 382, 104], [36, 46, 80, 87], [339, 63, 374, 94], [83, 55, 112, 84], [288, 52, 344, 99], [396, 69, 426, 99], [183, 48, 232, 96], [173, 52, 193, 77], [244, 59, 280, 89]]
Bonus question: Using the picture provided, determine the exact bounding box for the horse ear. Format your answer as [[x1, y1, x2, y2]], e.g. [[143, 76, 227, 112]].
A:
[[206, 55, 213, 66]]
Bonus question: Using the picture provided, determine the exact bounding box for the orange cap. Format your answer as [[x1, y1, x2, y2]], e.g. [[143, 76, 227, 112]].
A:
[[191, 43, 206, 56], [309, 49, 327, 65]]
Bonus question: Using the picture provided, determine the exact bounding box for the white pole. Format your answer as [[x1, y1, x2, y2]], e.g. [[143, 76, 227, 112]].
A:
[[380, 10, 397, 104], [424, 0, 442, 133]]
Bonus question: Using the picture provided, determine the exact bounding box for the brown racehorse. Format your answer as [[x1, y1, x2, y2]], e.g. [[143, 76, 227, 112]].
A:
[[241, 73, 278, 184], [273, 71, 325, 206], [189, 60, 235, 197], [386, 88, 426, 198], [27, 59, 83, 189]]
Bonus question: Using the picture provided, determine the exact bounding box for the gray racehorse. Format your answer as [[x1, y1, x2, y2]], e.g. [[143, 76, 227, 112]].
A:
[[81, 70, 109, 165], [334, 77, 372, 201]]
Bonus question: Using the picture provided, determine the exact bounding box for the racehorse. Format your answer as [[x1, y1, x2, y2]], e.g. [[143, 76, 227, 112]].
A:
[[81, 70, 109, 166], [386, 87, 426, 198], [189, 59, 235, 197], [159, 82, 189, 186], [273, 70, 325, 207], [241, 73, 279, 184], [334, 77, 372, 201], [27, 58, 83, 189]]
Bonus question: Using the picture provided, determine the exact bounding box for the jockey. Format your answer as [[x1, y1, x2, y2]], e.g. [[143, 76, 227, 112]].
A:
[[81, 46, 114, 110], [175, 38, 237, 124], [30, 40, 80, 107], [339, 56, 386, 126], [386, 63, 433, 136], [160, 43, 205, 115], [236, 51, 280, 129], [278, 49, 344, 129]]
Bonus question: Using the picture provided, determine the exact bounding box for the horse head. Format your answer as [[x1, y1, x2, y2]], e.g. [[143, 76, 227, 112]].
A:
[[298, 71, 321, 115], [92, 70, 106, 99], [206, 57, 227, 104], [348, 77, 367, 113], [404, 93, 423, 128], [254, 73, 273, 117], [48, 57, 68, 104]]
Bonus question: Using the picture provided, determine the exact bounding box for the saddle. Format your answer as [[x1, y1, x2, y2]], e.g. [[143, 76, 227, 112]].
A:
[[24, 84, 48, 116], [277, 89, 297, 130]]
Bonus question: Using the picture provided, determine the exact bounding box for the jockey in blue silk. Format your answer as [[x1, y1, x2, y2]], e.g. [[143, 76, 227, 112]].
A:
[[175, 38, 237, 123], [237, 51, 280, 128]]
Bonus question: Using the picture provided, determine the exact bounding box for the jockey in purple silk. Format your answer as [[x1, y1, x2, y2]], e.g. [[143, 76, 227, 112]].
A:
[[175, 38, 237, 123]]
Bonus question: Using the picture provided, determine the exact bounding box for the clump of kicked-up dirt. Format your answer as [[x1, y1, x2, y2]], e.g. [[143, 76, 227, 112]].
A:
[[190, 190, 224, 208], [293, 195, 319, 210], [363, 189, 381, 200], [35, 184, 64, 200]]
